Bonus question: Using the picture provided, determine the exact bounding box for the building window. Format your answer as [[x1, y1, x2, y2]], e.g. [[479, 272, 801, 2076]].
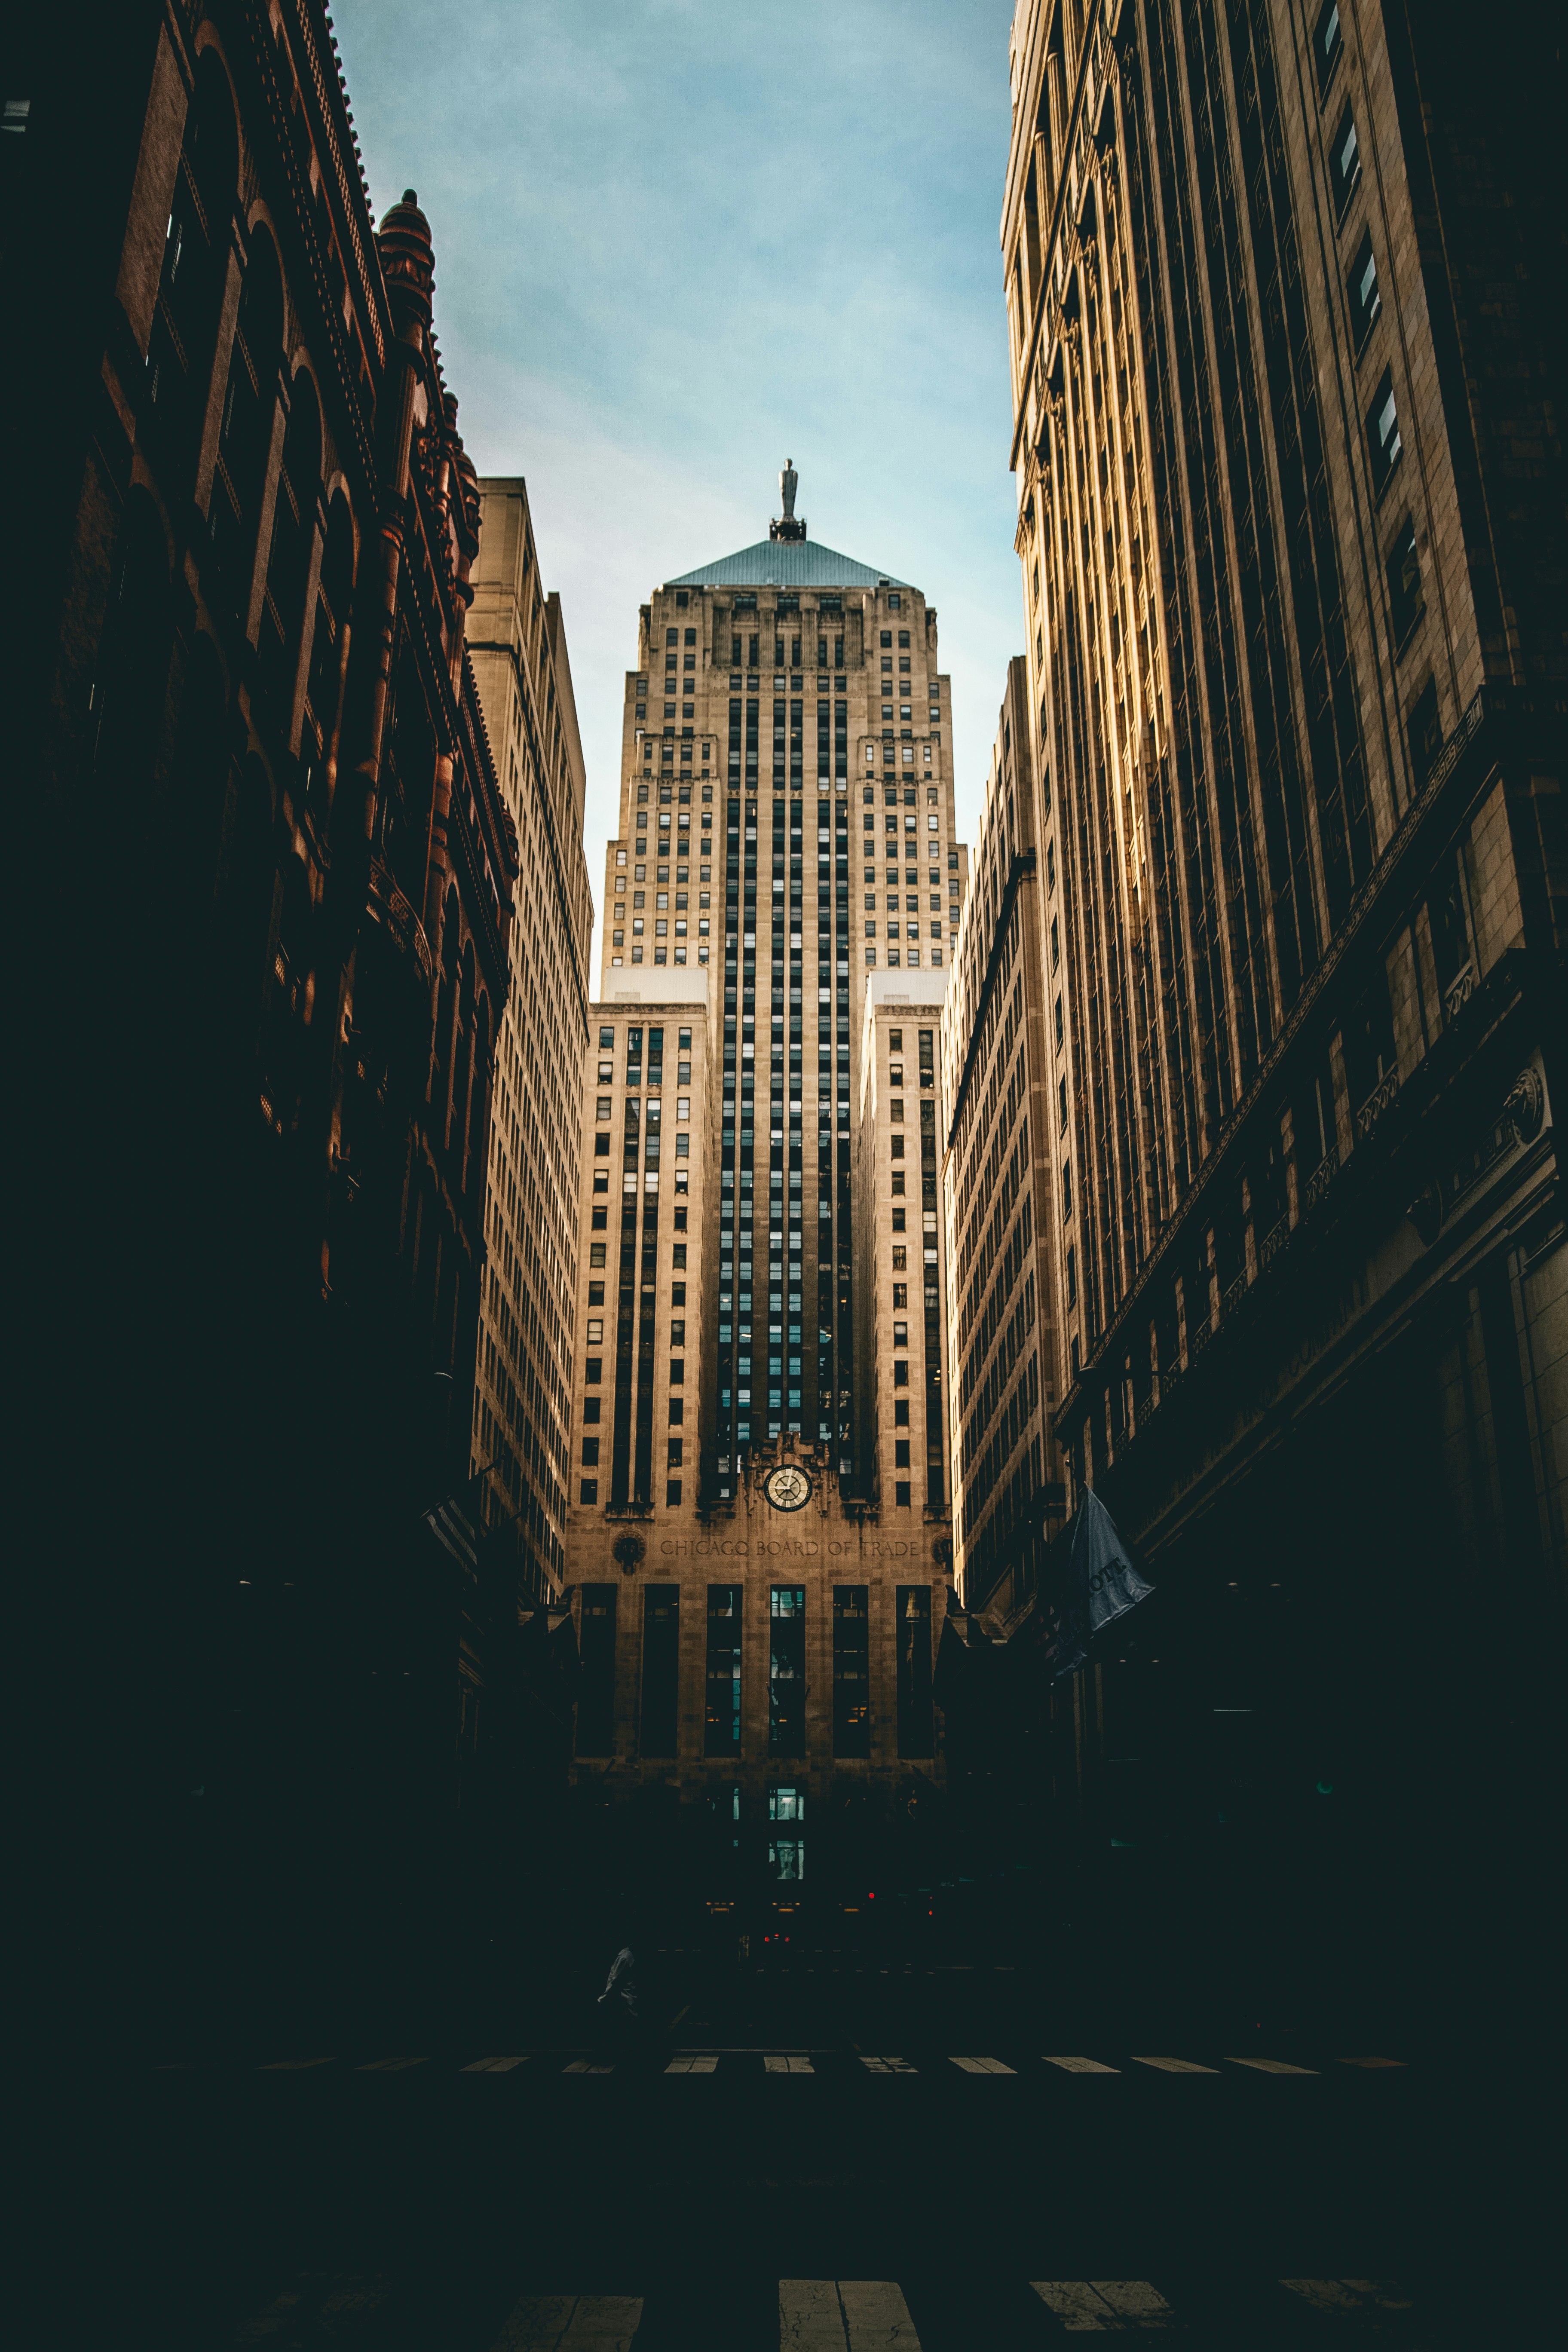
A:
[[705, 1585, 742, 1755], [1066, 1244, 1077, 1305], [1386, 513, 1424, 646], [1408, 676, 1442, 791], [832, 1586, 870, 1758], [579, 1478, 598, 1505], [640, 1585, 680, 1758], [1348, 229, 1381, 349], [896, 1587, 933, 1758], [1330, 104, 1361, 217], [582, 1437, 600, 1465], [576, 1585, 617, 1756], [1367, 368, 1403, 495], [1314, 0, 1343, 95], [586, 1318, 603, 1344], [769, 1586, 805, 1756], [768, 1785, 805, 1881]]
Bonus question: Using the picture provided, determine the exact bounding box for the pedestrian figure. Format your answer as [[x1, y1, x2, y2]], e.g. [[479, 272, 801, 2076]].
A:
[[596, 1940, 641, 2059]]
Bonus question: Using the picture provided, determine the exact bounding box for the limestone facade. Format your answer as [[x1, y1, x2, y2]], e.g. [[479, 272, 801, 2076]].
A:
[[567, 1441, 951, 1903], [563, 497, 969, 1884], [855, 972, 956, 1524], [940, 658, 1067, 1610], [597, 492, 971, 1491], [469, 481, 594, 1603], [985, 0, 1565, 1926]]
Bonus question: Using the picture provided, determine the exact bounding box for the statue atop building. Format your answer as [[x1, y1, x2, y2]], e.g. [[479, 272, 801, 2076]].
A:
[[770, 457, 806, 542]]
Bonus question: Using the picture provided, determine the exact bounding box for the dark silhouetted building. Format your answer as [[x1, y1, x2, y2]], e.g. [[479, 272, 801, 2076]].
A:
[[18, 3, 542, 2021]]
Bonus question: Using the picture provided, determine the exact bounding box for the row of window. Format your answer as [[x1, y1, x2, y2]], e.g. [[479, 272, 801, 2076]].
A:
[[573, 1582, 935, 1761], [1319, 48, 1430, 703]]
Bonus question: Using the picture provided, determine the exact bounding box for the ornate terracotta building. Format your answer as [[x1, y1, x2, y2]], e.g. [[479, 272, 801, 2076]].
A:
[[20, 3, 534, 2012]]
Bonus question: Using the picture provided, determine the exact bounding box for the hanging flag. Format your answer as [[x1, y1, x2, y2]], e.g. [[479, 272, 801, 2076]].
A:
[[1039, 1487, 1154, 1681]]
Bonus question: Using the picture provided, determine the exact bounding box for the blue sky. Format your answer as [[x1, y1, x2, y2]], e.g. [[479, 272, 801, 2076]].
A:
[[332, 0, 1023, 956]]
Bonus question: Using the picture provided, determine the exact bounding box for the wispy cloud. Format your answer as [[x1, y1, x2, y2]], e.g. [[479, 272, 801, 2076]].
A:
[[333, 0, 1024, 966]]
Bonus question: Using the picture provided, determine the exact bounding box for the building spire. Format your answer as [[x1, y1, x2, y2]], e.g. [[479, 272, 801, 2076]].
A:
[[770, 457, 806, 544]]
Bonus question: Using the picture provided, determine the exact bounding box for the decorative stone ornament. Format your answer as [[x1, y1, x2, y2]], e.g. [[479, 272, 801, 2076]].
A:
[[1504, 1066, 1544, 1147], [377, 188, 433, 331], [763, 1464, 812, 1513], [612, 1531, 646, 1576]]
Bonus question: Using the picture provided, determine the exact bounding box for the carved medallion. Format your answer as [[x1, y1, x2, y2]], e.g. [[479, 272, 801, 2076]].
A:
[[1504, 1066, 1544, 1147], [763, 1464, 812, 1514]]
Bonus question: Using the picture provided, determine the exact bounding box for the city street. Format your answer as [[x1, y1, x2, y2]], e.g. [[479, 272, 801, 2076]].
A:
[[112, 1948, 1545, 2349], [17, 6, 1563, 2347]]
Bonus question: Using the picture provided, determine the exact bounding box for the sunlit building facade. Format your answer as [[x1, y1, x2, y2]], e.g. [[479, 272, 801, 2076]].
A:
[[599, 478, 969, 1494], [469, 481, 594, 1605]]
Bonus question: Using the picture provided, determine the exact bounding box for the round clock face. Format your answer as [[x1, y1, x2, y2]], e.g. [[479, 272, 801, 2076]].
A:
[[764, 1465, 812, 1513]]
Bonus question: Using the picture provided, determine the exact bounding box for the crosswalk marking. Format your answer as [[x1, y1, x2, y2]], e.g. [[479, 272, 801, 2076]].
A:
[[490, 2292, 644, 2349], [1335, 2056, 1406, 2068], [258, 2057, 333, 2070], [562, 2060, 614, 2074], [859, 2055, 917, 2074], [1128, 2055, 1217, 2073], [1043, 2055, 1120, 2073], [949, 2055, 1016, 2074], [766, 2054, 815, 2073], [1032, 2281, 1172, 2331], [356, 2056, 429, 2071], [665, 2055, 717, 2073], [462, 2055, 529, 2073], [1225, 2056, 1318, 2074], [1281, 2279, 1413, 2313], [838, 2278, 921, 2347], [780, 2278, 921, 2349]]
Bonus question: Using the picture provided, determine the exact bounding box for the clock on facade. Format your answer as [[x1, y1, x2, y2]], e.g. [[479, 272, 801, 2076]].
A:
[[763, 1464, 812, 1513]]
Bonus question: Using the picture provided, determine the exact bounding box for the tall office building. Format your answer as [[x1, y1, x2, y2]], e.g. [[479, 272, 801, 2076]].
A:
[[855, 974, 955, 1518], [468, 483, 595, 1605], [941, 658, 1065, 1614], [571, 972, 717, 1527], [995, 0, 1563, 1982], [560, 480, 968, 1899], [600, 469, 970, 1494]]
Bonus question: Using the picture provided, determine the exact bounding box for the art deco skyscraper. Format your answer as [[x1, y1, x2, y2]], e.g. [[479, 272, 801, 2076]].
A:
[[599, 472, 971, 1498], [560, 481, 967, 1879]]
